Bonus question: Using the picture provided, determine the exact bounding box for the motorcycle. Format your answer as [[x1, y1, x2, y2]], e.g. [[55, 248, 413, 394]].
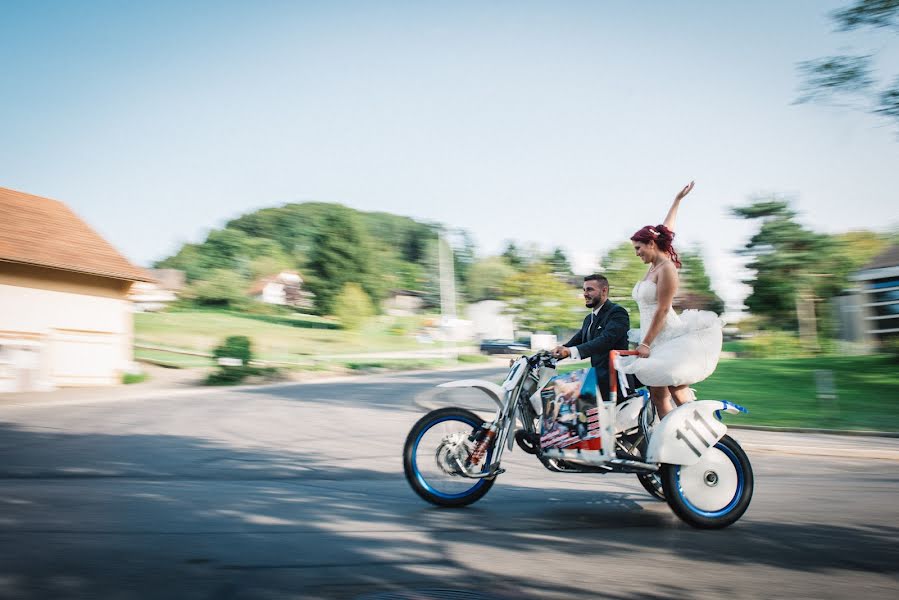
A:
[[403, 349, 754, 529]]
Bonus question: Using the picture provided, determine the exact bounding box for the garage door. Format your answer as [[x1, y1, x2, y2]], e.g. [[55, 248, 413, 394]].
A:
[[50, 329, 120, 386]]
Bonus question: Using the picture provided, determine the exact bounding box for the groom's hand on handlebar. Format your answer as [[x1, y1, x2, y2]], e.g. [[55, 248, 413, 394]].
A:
[[551, 346, 571, 359]]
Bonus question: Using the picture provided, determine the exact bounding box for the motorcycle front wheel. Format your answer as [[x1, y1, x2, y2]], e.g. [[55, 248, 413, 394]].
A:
[[661, 434, 753, 529], [403, 407, 497, 507]]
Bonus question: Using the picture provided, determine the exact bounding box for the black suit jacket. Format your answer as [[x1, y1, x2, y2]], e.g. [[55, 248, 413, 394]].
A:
[[564, 301, 630, 401]]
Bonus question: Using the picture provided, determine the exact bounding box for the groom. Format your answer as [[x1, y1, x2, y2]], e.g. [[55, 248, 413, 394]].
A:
[[551, 274, 631, 402]]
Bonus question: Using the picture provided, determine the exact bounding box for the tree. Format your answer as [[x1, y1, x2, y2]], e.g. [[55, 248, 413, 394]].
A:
[[732, 199, 842, 338], [797, 0, 899, 130], [466, 257, 517, 301], [678, 250, 726, 315], [333, 283, 374, 330], [187, 269, 249, 307], [598, 242, 646, 320], [599, 241, 726, 326], [500, 264, 583, 335], [501, 241, 525, 270], [545, 247, 572, 278], [305, 208, 376, 315]]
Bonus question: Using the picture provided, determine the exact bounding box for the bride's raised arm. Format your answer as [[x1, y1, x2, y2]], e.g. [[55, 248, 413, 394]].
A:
[[662, 181, 694, 232]]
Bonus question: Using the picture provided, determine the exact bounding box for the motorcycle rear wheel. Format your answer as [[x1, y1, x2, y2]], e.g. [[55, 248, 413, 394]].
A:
[[661, 434, 753, 529], [403, 407, 497, 507]]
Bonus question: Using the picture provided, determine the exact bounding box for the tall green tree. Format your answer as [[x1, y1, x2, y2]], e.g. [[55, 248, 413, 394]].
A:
[[305, 208, 376, 315], [732, 199, 841, 332], [501, 242, 525, 270], [545, 247, 573, 278]]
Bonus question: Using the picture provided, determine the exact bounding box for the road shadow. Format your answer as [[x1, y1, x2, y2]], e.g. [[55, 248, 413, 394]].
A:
[[0, 421, 896, 600]]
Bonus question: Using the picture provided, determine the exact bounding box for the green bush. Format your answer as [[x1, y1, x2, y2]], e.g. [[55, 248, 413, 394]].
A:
[[122, 372, 148, 385], [738, 331, 807, 359], [213, 335, 253, 363], [207, 336, 254, 385], [882, 336, 899, 363], [334, 283, 374, 330]]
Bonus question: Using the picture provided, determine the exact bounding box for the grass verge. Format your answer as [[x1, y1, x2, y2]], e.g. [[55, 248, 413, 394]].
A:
[[693, 354, 899, 431], [559, 354, 899, 432]]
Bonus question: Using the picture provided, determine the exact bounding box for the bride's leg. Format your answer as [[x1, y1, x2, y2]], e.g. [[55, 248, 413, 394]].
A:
[[669, 385, 693, 406], [649, 386, 675, 418]]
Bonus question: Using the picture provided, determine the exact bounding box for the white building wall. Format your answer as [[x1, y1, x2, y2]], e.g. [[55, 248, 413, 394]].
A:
[[0, 276, 132, 391]]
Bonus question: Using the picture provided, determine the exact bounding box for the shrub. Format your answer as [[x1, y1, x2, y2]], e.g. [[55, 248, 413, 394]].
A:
[[882, 336, 899, 363], [207, 336, 254, 385], [213, 335, 253, 363], [333, 283, 374, 330], [738, 330, 807, 359], [122, 372, 148, 385]]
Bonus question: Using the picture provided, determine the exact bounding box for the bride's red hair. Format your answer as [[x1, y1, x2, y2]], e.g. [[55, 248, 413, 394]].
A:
[[631, 224, 681, 268]]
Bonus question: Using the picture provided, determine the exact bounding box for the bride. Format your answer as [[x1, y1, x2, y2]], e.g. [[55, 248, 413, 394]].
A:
[[617, 182, 725, 418]]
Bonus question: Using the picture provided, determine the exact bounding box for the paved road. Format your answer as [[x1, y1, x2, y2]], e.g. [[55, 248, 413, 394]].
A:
[[0, 368, 897, 599]]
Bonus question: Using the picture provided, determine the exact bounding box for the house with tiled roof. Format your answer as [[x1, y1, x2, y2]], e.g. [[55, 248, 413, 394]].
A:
[[249, 271, 314, 310], [0, 186, 153, 392]]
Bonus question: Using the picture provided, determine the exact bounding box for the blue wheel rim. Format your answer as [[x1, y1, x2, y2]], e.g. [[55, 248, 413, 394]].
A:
[[675, 441, 744, 518], [412, 415, 492, 500]]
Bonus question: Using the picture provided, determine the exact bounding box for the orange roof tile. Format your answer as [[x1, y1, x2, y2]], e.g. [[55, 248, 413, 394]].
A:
[[0, 186, 153, 282]]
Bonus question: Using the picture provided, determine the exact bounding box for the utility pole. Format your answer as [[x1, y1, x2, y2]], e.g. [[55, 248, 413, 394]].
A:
[[438, 234, 458, 360]]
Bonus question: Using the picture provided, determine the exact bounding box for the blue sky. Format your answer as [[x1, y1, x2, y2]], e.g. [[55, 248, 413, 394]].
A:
[[2, 1, 898, 314]]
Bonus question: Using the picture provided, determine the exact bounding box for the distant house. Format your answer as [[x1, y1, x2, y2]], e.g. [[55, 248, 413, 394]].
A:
[[0, 186, 153, 392], [129, 268, 185, 312], [848, 245, 899, 346], [383, 290, 425, 316], [249, 271, 314, 310]]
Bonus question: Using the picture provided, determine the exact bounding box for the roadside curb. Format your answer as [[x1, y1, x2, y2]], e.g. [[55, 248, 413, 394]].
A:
[[728, 424, 899, 438], [735, 441, 899, 462], [0, 361, 508, 410]]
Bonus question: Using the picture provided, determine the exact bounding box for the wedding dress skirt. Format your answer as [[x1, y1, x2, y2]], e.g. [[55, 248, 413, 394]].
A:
[[617, 280, 725, 387]]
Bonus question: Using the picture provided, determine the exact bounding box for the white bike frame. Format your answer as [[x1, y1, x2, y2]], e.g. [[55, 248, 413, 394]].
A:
[[436, 350, 747, 475]]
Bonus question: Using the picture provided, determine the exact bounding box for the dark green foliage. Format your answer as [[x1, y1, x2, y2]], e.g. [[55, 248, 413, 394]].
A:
[[304, 208, 376, 315], [732, 199, 837, 330], [157, 202, 453, 317], [883, 336, 899, 362], [678, 250, 726, 314], [732, 199, 895, 341], [545, 247, 572, 277], [501, 242, 525, 269], [797, 0, 899, 130], [207, 336, 255, 385], [187, 269, 249, 308], [213, 335, 253, 363]]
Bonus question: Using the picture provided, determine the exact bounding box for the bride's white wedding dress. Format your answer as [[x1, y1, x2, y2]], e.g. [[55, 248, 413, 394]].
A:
[[618, 280, 725, 387]]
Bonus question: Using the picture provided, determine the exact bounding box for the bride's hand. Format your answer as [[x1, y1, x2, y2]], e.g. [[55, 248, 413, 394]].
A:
[[637, 344, 651, 358], [675, 181, 694, 202]]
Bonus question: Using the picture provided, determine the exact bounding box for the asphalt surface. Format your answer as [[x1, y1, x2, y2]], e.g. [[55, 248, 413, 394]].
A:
[[1, 367, 897, 599]]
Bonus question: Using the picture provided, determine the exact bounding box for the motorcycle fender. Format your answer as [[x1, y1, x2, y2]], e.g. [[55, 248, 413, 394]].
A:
[[615, 397, 643, 434], [646, 400, 745, 466], [437, 379, 505, 409]]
